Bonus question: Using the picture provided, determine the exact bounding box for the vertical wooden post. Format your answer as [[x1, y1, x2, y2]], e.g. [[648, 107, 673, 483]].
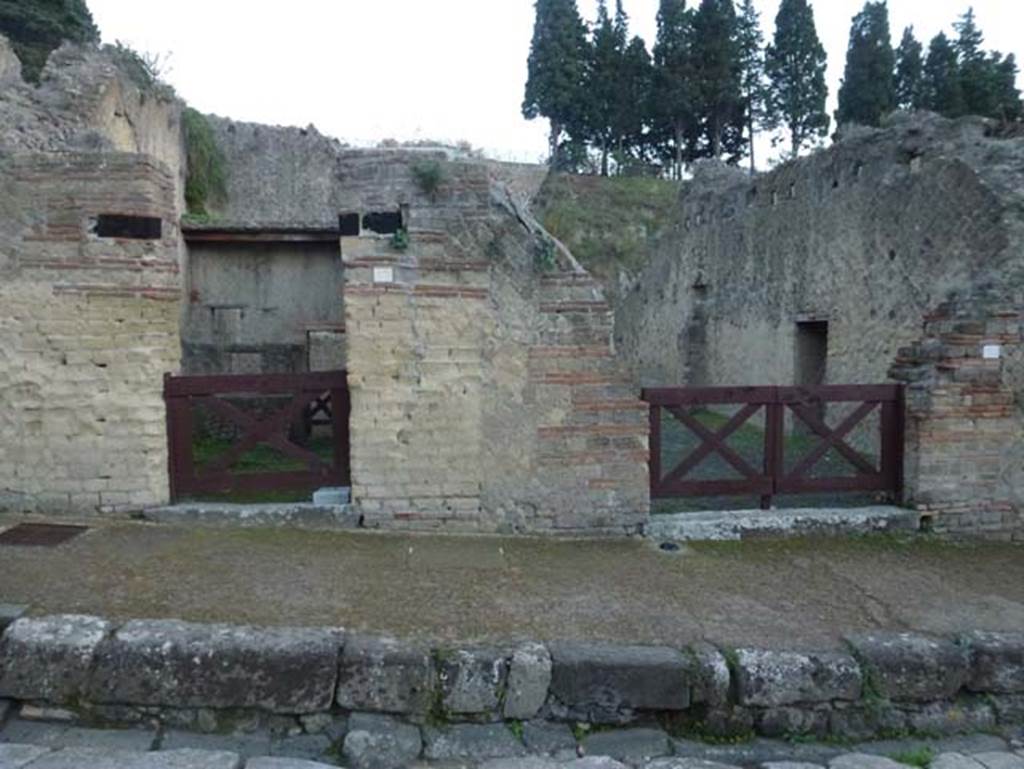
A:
[[761, 393, 784, 510], [649, 404, 661, 498], [165, 387, 195, 504], [332, 381, 352, 487]]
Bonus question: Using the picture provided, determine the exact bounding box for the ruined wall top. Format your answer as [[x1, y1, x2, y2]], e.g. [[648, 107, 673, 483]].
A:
[[0, 35, 184, 206], [198, 117, 548, 230]]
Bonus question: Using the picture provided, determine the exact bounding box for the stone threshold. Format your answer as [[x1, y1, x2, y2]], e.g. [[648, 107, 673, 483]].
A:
[[142, 502, 359, 530], [647, 506, 920, 542]]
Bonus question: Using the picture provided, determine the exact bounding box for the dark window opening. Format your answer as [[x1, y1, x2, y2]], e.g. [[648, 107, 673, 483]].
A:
[[362, 210, 403, 235], [93, 214, 162, 240], [339, 213, 360, 237]]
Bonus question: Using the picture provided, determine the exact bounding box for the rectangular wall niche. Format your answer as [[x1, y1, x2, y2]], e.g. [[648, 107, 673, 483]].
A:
[[93, 214, 162, 240]]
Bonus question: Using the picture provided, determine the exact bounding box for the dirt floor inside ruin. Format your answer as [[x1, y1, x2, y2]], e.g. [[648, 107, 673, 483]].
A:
[[0, 514, 1021, 650]]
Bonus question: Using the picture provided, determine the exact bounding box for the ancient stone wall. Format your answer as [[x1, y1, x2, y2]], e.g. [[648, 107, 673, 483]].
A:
[[181, 240, 344, 375], [0, 153, 182, 514], [614, 112, 1024, 536], [337, 151, 647, 533]]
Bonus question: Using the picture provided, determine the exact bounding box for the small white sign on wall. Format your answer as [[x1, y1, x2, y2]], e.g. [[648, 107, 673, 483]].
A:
[[372, 267, 394, 284], [982, 344, 1002, 360]]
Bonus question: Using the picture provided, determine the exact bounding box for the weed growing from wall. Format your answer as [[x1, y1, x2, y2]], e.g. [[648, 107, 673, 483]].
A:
[[412, 159, 446, 198], [183, 108, 227, 217]]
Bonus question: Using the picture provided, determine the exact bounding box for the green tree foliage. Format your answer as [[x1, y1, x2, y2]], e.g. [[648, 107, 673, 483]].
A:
[[894, 27, 924, 109], [651, 0, 698, 178], [990, 54, 1022, 121], [585, 0, 627, 175], [837, 1, 896, 127], [614, 36, 654, 171], [0, 0, 99, 83], [764, 0, 829, 157], [922, 32, 965, 117], [735, 0, 767, 171], [523, 0, 590, 165], [691, 0, 743, 159]]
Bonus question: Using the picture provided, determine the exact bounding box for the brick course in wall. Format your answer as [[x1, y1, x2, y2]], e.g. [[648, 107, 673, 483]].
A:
[[0, 152, 182, 514]]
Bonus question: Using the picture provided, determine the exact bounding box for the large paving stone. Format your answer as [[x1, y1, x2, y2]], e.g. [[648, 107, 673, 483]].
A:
[[932, 754, 987, 769], [735, 649, 861, 707], [645, 759, 743, 769], [845, 633, 969, 702], [762, 763, 826, 769], [336, 635, 434, 716], [580, 728, 670, 763], [505, 643, 552, 720], [0, 743, 51, 769], [439, 647, 508, 718], [247, 759, 339, 769], [0, 719, 156, 751], [672, 738, 843, 767], [0, 615, 111, 703], [479, 759, 561, 769], [157, 731, 272, 758], [964, 633, 1024, 694], [548, 643, 692, 723], [972, 753, 1024, 769], [25, 747, 243, 769], [87, 620, 342, 713], [830, 754, 907, 769], [423, 723, 527, 761], [342, 713, 422, 769], [565, 758, 631, 769]]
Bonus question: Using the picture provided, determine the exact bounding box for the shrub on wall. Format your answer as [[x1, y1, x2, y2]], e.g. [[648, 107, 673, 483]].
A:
[[183, 108, 228, 217], [0, 0, 99, 83]]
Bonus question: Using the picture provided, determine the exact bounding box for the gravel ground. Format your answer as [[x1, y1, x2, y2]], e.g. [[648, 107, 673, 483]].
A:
[[0, 514, 1022, 648]]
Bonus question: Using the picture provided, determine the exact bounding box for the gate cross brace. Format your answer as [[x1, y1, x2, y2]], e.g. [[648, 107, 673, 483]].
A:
[[199, 393, 328, 476], [664, 404, 762, 485], [786, 401, 879, 479]]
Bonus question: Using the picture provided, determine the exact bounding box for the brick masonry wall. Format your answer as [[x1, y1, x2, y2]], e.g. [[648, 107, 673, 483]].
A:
[[340, 153, 648, 534], [0, 152, 182, 514], [891, 293, 1024, 539]]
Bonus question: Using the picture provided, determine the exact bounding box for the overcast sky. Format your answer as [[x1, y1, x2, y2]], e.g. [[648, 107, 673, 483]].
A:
[[88, 0, 1023, 168]]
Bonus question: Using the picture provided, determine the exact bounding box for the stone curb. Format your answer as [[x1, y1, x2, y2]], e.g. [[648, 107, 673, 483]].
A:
[[0, 615, 1022, 743]]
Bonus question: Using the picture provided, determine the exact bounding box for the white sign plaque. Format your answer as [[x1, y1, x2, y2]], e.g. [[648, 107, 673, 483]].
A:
[[982, 344, 1002, 360], [372, 267, 394, 284]]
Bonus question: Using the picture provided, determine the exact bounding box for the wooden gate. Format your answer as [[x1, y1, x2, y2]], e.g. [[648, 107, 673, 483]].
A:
[[641, 385, 904, 509], [164, 371, 350, 502]]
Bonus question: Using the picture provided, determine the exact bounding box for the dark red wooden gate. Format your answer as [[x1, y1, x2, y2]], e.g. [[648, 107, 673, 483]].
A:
[[164, 371, 350, 502], [641, 385, 904, 509]]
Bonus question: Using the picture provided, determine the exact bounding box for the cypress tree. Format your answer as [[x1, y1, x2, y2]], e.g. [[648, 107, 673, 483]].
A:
[[990, 54, 1023, 122], [523, 0, 590, 165], [0, 0, 99, 83], [764, 0, 829, 158], [922, 32, 965, 117], [735, 0, 767, 172], [837, 1, 896, 127], [692, 0, 742, 159], [585, 0, 629, 175], [652, 0, 698, 178], [614, 36, 654, 171], [954, 8, 993, 117], [894, 27, 924, 110]]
